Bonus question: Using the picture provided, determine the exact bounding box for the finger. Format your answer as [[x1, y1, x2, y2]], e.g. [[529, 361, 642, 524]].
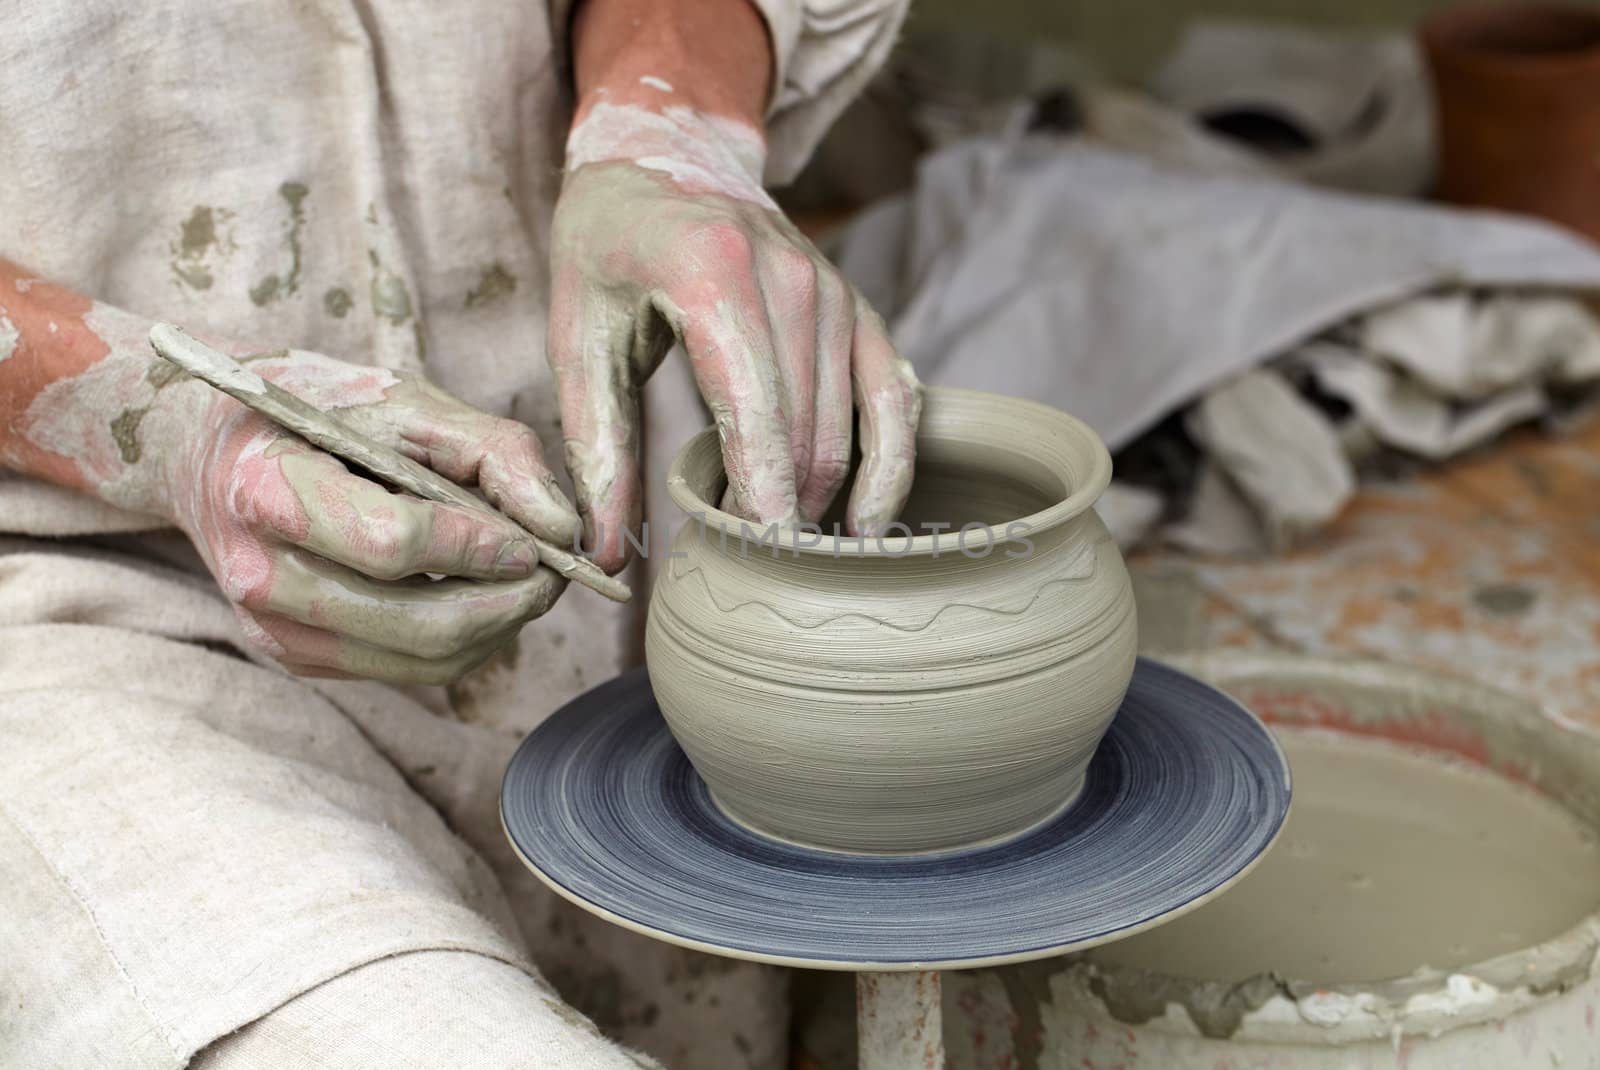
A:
[[846, 301, 922, 537], [237, 547, 565, 660], [335, 381, 582, 549], [265, 447, 540, 581], [475, 426, 582, 547], [797, 270, 856, 522], [548, 270, 643, 573], [398, 410, 581, 548], [237, 606, 521, 687], [756, 245, 819, 503], [660, 255, 797, 525]]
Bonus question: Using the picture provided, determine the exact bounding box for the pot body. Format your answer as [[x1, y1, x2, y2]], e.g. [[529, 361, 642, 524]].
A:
[[1420, 3, 1600, 241], [645, 388, 1138, 854]]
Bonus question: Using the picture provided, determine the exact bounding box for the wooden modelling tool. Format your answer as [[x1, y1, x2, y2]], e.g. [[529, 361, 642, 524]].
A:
[[149, 324, 630, 603]]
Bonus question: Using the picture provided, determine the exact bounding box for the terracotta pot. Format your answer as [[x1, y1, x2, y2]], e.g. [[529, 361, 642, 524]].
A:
[[1419, 2, 1600, 241], [645, 386, 1138, 854]]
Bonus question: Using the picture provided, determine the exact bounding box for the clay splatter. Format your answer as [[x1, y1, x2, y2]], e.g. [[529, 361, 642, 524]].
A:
[[464, 263, 517, 309], [170, 205, 228, 291], [368, 250, 413, 325], [147, 358, 186, 389], [411, 321, 428, 365], [117, 344, 197, 464], [249, 182, 309, 306], [566, 102, 775, 208], [248, 276, 280, 307], [279, 181, 307, 295], [108, 406, 149, 464], [323, 287, 353, 318]]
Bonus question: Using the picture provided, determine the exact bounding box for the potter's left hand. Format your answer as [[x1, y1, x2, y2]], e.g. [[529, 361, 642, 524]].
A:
[[548, 97, 922, 573]]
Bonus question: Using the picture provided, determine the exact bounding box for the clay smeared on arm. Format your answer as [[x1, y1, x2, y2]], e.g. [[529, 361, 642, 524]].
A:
[[549, 0, 922, 572]]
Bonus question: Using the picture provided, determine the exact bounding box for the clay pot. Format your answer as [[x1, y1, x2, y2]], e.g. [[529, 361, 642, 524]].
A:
[[1419, 2, 1600, 241], [645, 386, 1138, 854]]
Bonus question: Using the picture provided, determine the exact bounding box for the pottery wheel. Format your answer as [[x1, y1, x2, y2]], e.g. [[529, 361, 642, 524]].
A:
[[501, 658, 1291, 971]]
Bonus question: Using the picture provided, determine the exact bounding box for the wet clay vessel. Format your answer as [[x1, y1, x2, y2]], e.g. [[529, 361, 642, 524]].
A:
[[645, 386, 1138, 853]]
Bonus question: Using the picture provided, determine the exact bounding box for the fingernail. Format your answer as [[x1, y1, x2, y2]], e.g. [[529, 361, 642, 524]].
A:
[[850, 505, 890, 539], [549, 507, 583, 548], [539, 474, 582, 547], [493, 540, 539, 579]]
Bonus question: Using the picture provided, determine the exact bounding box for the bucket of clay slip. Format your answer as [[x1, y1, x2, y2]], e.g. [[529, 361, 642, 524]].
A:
[[1420, 2, 1600, 242], [924, 654, 1600, 1069]]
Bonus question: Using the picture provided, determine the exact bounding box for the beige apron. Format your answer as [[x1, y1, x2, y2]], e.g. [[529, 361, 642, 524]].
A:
[[0, 1, 907, 1066]]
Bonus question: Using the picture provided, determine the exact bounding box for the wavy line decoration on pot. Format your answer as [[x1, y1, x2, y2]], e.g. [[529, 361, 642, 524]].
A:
[[658, 534, 1106, 632], [645, 386, 1139, 855]]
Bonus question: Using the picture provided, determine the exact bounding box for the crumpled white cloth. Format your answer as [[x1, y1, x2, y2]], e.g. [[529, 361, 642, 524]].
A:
[[1183, 367, 1355, 551], [830, 110, 1600, 555], [1168, 290, 1600, 555], [834, 131, 1600, 454]]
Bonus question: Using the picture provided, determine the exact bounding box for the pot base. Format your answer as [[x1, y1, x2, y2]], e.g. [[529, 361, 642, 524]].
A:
[[704, 774, 1088, 859]]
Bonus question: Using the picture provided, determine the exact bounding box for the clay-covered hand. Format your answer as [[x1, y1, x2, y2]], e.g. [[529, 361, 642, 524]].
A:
[[548, 101, 922, 572], [162, 350, 580, 683], [0, 267, 576, 685]]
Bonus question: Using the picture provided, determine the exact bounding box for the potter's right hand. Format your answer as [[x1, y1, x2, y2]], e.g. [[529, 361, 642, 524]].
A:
[[163, 350, 578, 684]]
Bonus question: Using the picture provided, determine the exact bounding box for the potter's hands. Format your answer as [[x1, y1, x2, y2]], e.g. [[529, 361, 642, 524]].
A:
[[548, 104, 923, 572], [164, 350, 579, 684]]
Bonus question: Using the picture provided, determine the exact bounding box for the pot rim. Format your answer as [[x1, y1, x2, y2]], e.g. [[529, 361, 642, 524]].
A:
[[1420, 1, 1600, 79], [663, 385, 1113, 558]]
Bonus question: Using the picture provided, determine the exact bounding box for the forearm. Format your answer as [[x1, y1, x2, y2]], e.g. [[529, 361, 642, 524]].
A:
[[571, 0, 773, 126], [0, 259, 206, 519]]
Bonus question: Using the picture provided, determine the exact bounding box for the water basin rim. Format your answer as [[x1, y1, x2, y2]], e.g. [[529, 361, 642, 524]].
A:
[[1075, 650, 1600, 1038]]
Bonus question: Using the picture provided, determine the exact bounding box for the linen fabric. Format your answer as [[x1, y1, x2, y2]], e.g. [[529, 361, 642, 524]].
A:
[[0, 1, 906, 1066]]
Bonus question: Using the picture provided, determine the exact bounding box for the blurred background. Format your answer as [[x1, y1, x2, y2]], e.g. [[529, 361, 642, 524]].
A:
[[775, 0, 1600, 562], [906, 0, 1496, 80], [785, 8, 1600, 1066]]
